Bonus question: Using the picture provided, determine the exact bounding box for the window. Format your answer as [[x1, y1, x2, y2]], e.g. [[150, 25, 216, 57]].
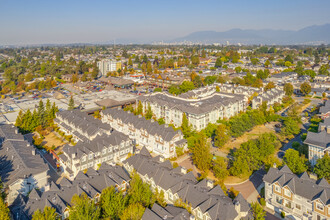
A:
[[275, 185, 281, 193], [88, 153, 93, 160], [102, 149, 106, 155], [108, 147, 112, 153], [284, 200, 292, 209], [295, 204, 301, 210], [316, 202, 324, 211], [284, 189, 291, 197], [276, 196, 282, 204]]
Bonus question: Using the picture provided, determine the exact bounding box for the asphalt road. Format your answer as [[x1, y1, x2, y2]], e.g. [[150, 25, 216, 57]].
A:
[[225, 169, 266, 202]]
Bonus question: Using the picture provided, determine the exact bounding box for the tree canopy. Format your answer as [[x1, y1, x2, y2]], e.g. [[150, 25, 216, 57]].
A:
[[283, 149, 308, 174]]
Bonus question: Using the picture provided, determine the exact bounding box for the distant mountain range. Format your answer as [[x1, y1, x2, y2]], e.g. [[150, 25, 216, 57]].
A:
[[169, 24, 330, 45]]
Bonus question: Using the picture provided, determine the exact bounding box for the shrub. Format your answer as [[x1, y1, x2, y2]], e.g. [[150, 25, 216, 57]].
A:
[[260, 198, 266, 207], [281, 211, 285, 218]]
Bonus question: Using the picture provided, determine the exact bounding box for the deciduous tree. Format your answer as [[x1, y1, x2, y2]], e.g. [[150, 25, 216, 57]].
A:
[[283, 149, 308, 174]]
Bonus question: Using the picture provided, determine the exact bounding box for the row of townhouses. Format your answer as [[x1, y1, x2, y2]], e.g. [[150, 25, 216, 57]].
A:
[[0, 124, 49, 205], [319, 100, 330, 120], [10, 164, 130, 220], [54, 110, 133, 179], [142, 202, 190, 220], [55, 110, 111, 142], [304, 116, 330, 166], [263, 165, 330, 220], [101, 108, 187, 158], [123, 148, 252, 220], [137, 91, 247, 131], [252, 87, 285, 109]]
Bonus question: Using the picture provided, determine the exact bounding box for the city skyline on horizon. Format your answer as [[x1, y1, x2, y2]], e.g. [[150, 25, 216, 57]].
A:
[[1, 0, 330, 45]]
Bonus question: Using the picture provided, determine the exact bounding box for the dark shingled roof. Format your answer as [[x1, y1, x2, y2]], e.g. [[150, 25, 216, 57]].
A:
[[13, 165, 130, 219], [136, 92, 246, 115], [264, 166, 330, 205], [102, 108, 183, 142], [0, 124, 49, 186], [124, 150, 249, 220]]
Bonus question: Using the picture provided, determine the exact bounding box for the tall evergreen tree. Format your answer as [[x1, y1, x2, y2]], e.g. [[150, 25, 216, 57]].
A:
[[136, 101, 143, 115], [38, 99, 46, 127], [181, 113, 191, 138], [68, 96, 75, 110], [51, 102, 58, 118], [22, 109, 33, 133], [15, 110, 24, 128], [145, 103, 153, 120], [0, 197, 10, 220], [31, 109, 39, 131]]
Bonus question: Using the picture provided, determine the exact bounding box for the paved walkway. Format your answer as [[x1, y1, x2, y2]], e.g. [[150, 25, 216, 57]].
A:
[[225, 170, 266, 202]]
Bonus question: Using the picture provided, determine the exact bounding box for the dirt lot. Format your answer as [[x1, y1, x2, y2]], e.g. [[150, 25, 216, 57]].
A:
[[42, 132, 65, 153], [220, 122, 278, 154]]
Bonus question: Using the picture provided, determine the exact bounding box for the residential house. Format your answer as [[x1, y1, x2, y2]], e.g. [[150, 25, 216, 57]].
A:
[[10, 164, 130, 220], [0, 124, 49, 205], [142, 203, 190, 220], [263, 165, 330, 220], [146, 74, 189, 88], [101, 108, 187, 158], [319, 101, 330, 120], [304, 117, 330, 166], [54, 110, 133, 179], [252, 88, 285, 109], [123, 148, 252, 220]]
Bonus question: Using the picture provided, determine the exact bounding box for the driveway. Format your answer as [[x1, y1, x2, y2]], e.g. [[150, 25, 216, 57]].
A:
[[225, 169, 266, 202]]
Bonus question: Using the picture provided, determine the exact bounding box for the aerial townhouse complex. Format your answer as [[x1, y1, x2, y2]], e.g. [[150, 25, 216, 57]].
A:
[[54, 110, 133, 179], [0, 124, 49, 205], [137, 83, 284, 130], [304, 116, 330, 166], [124, 148, 252, 220], [10, 164, 130, 220], [263, 165, 330, 220], [101, 108, 187, 158], [252, 88, 285, 109]]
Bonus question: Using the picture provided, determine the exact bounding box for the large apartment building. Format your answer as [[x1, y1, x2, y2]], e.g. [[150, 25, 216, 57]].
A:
[[263, 165, 330, 220], [0, 124, 49, 205], [136, 91, 246, 131], [123, 148, 252, 220], [54, 110, 133, 179], [304, 117, 330, 166], [97, 59, 122, 76], [101, 108, 187, 158], [10, 164, 130, 220]]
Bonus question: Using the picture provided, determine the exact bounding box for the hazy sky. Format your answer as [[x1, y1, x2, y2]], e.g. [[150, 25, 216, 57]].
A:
[[1, 0, 330, 45]]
